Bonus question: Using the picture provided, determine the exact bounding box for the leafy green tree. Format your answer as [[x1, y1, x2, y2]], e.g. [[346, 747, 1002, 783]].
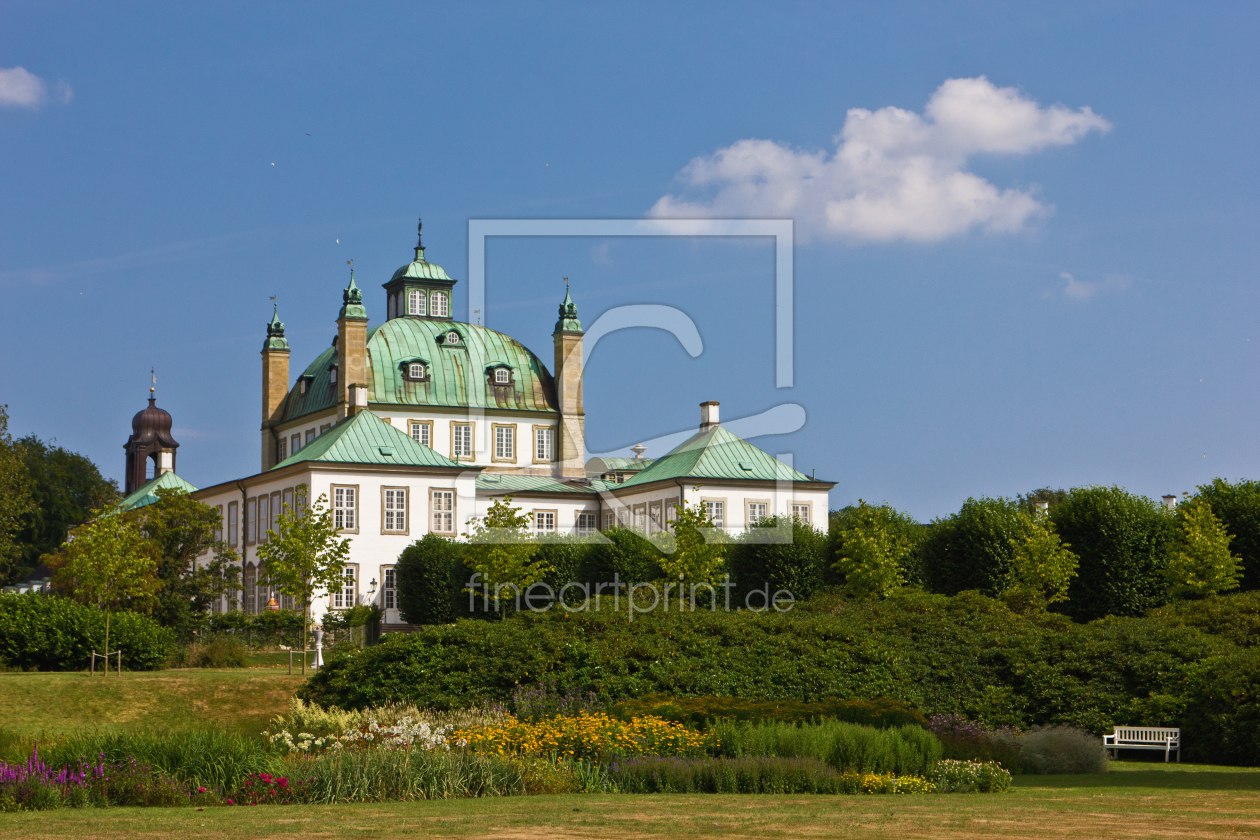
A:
[[396, 533, 466, 625], [728, 514, 826, 602], [1165, 498, 1241, 599], [464, 496, 549, 616], [832, 500, 920, 598], [0, 407, 35, 585], [46, 510, 157, 672], [1050, 485, 1177, 620], [1001, 518, 1080, 613], [1017, 487, 1069, 517], [256, 486, 352, 671], [658, 501, 727, 589], [920, 496, 1035, 597], [12, 435, 118, 584], [1192, 478, 1260, 591], [829, 502, 925, 587]]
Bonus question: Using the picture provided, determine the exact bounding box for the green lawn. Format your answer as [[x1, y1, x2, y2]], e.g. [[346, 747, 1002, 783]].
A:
[[0, 669, 304, 736]]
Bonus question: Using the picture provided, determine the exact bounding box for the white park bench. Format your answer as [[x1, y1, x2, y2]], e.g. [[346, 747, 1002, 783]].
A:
[[1103, 726, 1180, 762]]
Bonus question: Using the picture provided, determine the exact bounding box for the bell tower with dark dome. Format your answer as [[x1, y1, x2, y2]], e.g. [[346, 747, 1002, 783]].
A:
[[123, 383, 180, 494]]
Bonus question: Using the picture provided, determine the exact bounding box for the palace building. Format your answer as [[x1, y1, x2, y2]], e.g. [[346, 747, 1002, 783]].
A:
[[118, 221, 834, 629]]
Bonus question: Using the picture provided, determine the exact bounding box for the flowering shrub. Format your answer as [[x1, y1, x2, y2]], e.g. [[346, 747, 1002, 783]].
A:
[[930, 759, 1011, 793], [929, 714, 1022, 769], [268, 717, 464, 754], [458, 712, 711, 761], [228, 771, 306, 805], [609, 756, 934, 795], [266, 698, 507, 743], [0, 748, 222, 810]]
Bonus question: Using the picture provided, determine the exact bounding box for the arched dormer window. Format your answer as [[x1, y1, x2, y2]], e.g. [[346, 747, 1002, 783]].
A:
[[409, 363, 427, 380], [430, 291, 449, 318], [329, 364, 338, 386], [494, 368, 510, 385], [298, 376, 313, 396], [400, 358, 430, 382], [408, 289, 426, 316]]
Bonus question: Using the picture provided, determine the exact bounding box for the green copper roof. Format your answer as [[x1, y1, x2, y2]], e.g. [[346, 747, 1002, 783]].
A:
[[616, 426, 811, 488], [263, 305, 289, 351], [338, 271, 368, 320], [390, 258, 455, 283], [272, 410, 465, 470], [282, 319, 557, 423], [477, 473, 600, 495], [553, 287, 582, 334], [117, 471, 198, 512], [591, 458, 654, 472]]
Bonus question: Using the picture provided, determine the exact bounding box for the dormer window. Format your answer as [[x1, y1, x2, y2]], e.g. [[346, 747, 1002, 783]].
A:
[[329, 365, 338, 386], [431, 292, 449, 318], [444, 330, 461, 346], [409, 363, 426, 379], [408, 289, 426, 316], [298, 376, 313, 396], [493, 367, 510, 385], [400, 358, 430, 381]]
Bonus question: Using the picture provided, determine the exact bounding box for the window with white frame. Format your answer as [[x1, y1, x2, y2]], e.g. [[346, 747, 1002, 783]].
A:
[[535, 510, 556, 535], [431, 293, 449, 318], [383, 487, 407, 533], [408, 362, 427, 380], [576, 512, 596, 536], [444, 328, 459, 345], [535, 427, 554, 462], [383, 567, 397, 610], [648, 503, 662, 533], [410, 421, 431, 448], [329, 366, 338, 386], [618, 509, 629, 527], [494, 425, 515, 461], [333, 486, 357, 531], [291, 433, 301, 454], [634, 507, 647, 531], [270, 492, 281, 535], [747, 502, 768, 524], [408, 289, 426, 316], [704, 500, 725, 528], [243, 566, 257, 615], [258, 495, 271, 543], [791, 503, 811, 524], [603, 511, 615, 530], [431, 489, 455, 534], [333, 565, 357, 609], [452, 424, 473, 459], [282, 488, 294, 518], [493, 367, 510, 385]]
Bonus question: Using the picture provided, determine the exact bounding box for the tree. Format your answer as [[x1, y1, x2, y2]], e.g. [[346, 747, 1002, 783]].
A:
[[1165, 497, 1241, 599], [920, 496, 1035, 597], [396, 534, 465, 625], [138, 488, 239, 636], [1192, 478, 1260, 591], [728, 514, 825, 603], [1017, 487, 1069, 517], [1001, 518, 1080, 613], [657, 501, 727, 589], [1050, 485, 1177, 620], [13, 434, 118, 584], [0, 406, 35, 585], [256, 486, 352, 672], [45, 510, 157, 673], [463, 496, 549, 616], [831, 500, 919, 598]]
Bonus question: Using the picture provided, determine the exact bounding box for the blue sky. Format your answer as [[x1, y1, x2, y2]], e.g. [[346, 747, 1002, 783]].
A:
[[2, 1, 1258, 519]]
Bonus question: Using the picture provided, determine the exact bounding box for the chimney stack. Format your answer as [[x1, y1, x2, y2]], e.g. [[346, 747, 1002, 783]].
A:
[[699, 401, 720, 432], [1162, 494, 1178, 510]]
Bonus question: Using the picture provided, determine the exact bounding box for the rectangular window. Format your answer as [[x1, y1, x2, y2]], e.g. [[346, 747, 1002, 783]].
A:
[[791, 503, 811, 524], [243, 566, 256, 615], [665, 498, 679, 528], [306, 429, 316, 446], [534, 426, 554, 462], [283, 488, 294, 518], [747, 502, 769, 525], [320, 423, 331, 435], [431, 489, 455, 534], [493, 424, 515, 462], [270, 492, 281, 536], [382, 487, 408, 533], [409, 421, 431, 448], [618, 509, 629, 527], [291, 433, 301, 454], [258, 495, 270, 543], [228, 502, 238, 547], [277, 439, 287, 462], [333, 485, 357, 532], [333, 565, 357, 609], [633, 506, 647, 531], [214, 505, 223, 542], [576, 512, 596, 536], [603, 511, 614, 530], [430, 291, 449, 318], [535, 510, 556, 536], [246, 498, 257, 545], [648, 503, 662, 533], [704, 500, 725, 528], [383, 567, 397, 610], [451, 423, 473, 460]]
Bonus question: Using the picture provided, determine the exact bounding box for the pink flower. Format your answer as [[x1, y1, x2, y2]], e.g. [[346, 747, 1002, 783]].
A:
[[226, 799, 234, 805]]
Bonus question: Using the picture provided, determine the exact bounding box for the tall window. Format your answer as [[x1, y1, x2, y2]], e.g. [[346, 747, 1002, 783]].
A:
[[243, 566, 256, 615], [705, 500, 725, 528], [603, 511, 614, 530], [747, 502, 768, 524], [333, 486, 357, 531], [333, 566, 356, 609], [431, 490, 455, 534], [408, 289, 426, 316], [228, 502, 238, 547], [329, 366, 338, 386], [648, 503, 662, 533], [535, 510, 556, 535], [270, 492, 281, 536], [535, 427, 554, 462], [383, 567, 397, 610], [634, 508, 646, 531], [452, 424, 472, 459], [494, 368, 510, 384], [791, 503, 810, 524], [410, 421, 431, 448], [282, 488, 294, 518], [214, 506, 224, 542], [290, 433, 301, 454], [246, 498, 257, 544], [277, 439, 287, 461], [306, 429, 316, 446], [383, 488, 407, 533], [431, 292, 449, 318], [388, 295, 396, 320], [576, 512, 596, 536], [494, 426, 514, 460], [258, 495, 271, 544]]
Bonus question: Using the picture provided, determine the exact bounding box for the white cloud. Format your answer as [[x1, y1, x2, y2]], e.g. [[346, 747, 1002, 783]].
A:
[[648, 76, 1111, 243], [1060, 271, 1132, 302], [0, 66, 72, 109]]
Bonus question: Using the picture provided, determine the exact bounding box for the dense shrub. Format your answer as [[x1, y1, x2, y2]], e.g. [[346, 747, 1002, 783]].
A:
[[920, 497, 1036, 596], [0, 593, 174, 671], [1019, 725, 1108, 774], [609, 755, 934, 795], [1051, 486, 1176, 620], [205, 610, 305, 649], [395, 535, 467, 626], [727, 516, 827, 603], [1147, 591, 1260, 648], [712, 719, 942, 776], [1173, 647, 1260, 766], [930, 759, 1011, 793], [582, 528, 665, 584], [616, 695, 927, 730], [1193, 478, 1260, 591], [187, 635, 248, 668], [928, 714, 1022, 770]]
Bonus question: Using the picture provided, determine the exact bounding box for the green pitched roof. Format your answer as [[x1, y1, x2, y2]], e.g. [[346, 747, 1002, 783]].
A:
[[282, 319, 557, 423], [477, 473, 600, 495], [117, 471, 198, 512], [272, 410, 465, 470], [616, 426, 811, 488], [592, 458, 654, 472]]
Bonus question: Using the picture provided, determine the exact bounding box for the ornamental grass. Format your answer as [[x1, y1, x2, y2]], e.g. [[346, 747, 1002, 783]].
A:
[[608, 756, 936, 795], [457, 712, 711, 761]]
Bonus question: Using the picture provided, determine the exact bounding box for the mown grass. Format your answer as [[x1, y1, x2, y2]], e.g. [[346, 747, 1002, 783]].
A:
[[0, 670, 304, 736]]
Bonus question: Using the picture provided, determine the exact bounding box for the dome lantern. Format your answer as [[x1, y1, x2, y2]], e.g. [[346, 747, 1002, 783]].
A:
[[383, 217, 457, 322]]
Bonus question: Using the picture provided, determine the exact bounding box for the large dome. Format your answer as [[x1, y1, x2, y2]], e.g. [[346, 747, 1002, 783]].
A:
[[389, 258, 454, 283], [280, 318, 558, 423]]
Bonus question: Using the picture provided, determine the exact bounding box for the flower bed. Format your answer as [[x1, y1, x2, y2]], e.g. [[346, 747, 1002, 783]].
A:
[[457, 712, 711, 761]]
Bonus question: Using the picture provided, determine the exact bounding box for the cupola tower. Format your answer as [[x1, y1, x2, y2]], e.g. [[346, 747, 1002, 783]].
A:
[[124, 383, 180, 494]]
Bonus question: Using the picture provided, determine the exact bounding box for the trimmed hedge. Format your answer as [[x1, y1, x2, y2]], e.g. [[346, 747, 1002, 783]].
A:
[[0, 593, 175, 671]]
